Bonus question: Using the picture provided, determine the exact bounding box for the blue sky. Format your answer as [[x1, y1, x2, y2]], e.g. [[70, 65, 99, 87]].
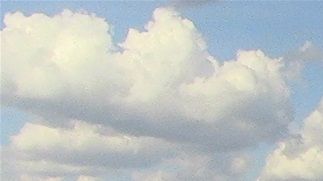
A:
[[1, 1, 323, 181]]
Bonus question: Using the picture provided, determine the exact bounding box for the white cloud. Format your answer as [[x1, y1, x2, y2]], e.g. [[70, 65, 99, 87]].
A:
[[3, 119, 252, 180], [259, 99, 323, 181], [4, 6, 319, 181], [2, 120, 174, 180], [1, 8, 292, 153], [11, 121, 172, 163]]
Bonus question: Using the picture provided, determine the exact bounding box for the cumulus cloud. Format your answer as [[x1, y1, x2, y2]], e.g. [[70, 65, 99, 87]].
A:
[[259, 98, 323, 181], [1, 8, 292, 153], [12, 121, 175, 168], [2, 118, 254, 180], [2, 120, 174, 180], [3, 6, 318, 181]]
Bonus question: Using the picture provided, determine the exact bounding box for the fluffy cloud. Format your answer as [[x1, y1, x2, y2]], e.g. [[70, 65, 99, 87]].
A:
[[259, 98, 323, 181], [13, 121, 175, 168], [2, 120, 174, 180], [3, 119, 252, 180], [3, 6, 313, 181], [1, 8, 292, 153]]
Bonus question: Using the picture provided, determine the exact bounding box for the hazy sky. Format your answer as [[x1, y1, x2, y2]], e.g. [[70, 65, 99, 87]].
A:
[[1, 1, 323, 181]]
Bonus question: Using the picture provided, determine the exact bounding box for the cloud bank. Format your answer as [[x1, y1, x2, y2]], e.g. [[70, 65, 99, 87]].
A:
[[1, 7, 321, 181], [1, 8, 292, 150]]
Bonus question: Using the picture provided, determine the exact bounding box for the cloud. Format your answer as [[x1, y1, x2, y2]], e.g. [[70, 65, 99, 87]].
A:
[[2, 120, 175, 180], [19, 175, 63, 181], [297, 41, 323, 62], [2, 118, 253, 180], [259, 98, 323, 181], [77, 176, 101, 181], [1, 8, 293, 153], [132, 152, 250, 181], [4, 7, 318, 181], [12, 121, 175, 168], [282, 41, 323, 80]]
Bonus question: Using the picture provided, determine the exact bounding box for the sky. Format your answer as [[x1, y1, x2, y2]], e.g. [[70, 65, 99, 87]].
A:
[[1, 1, 323, 181]]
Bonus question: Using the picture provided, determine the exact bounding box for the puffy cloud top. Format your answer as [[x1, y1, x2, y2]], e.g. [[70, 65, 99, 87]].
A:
[[2, 6, 315, 181], [1, 8, 292, 152]]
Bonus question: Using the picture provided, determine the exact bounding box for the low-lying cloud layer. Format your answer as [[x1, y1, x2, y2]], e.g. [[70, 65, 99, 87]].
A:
[[1, 7, 322, 181]]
